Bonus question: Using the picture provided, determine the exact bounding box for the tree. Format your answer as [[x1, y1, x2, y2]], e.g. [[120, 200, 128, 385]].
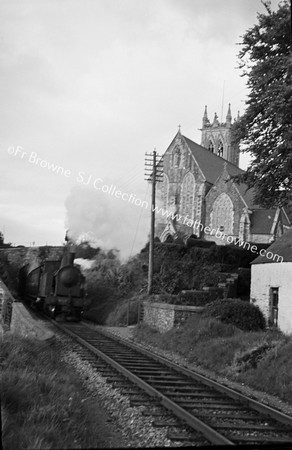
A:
[[233, 0, 292, 208]]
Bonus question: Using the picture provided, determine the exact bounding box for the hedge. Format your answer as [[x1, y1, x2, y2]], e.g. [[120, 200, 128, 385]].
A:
[[203, 298, 266, 331], [179, 289, 223, 306]]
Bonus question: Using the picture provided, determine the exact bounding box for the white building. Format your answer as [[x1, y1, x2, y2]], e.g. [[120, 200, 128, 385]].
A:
[[251, 228, 292, 334]]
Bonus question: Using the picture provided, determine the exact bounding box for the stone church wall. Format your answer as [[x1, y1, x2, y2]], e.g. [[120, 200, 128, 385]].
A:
[[250, 234, 273, 244], [205, 176, 246, 244], [155, 134, 206, 240]]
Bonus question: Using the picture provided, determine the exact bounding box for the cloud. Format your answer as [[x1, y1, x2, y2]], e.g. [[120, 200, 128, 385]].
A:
[[1, 0, 273, 252]]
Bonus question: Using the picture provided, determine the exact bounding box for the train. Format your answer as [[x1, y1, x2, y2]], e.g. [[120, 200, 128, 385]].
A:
[[19, 244, 85, 321]]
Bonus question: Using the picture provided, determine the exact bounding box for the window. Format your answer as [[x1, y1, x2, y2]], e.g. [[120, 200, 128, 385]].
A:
[[173, 148, 181, 167], [161, 174, 169, 210], [217, 140, 224, 157], [208, 140, 214, 153], [180, 173, 195, 218], [210, 193, 234, 236], [239, 213, 250, 242], [269, 287, 279, 327]]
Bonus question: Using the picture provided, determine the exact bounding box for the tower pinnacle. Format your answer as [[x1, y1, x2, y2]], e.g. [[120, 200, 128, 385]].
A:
[[202, 105, 209, 127], [226, 103, 232, 123]]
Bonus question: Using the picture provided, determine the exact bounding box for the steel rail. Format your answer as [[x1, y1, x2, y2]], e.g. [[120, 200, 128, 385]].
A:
[[95, 325, 292, 427], [51, 320, 292, 445], [53, 321, 234, 445]]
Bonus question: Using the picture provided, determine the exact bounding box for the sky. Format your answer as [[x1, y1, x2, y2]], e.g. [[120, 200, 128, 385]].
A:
[[0, 0, 282, 259]]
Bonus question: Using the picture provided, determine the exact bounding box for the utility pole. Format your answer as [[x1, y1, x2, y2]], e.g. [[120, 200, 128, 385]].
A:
[[145, 150, 163, 295]]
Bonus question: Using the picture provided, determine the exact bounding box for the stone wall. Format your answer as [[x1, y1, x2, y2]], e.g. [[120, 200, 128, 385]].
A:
[[1, 246, 64, 270], [155, 132, 206, 240], [143, 301, 204, 333], [204, 168, 246, 244], [0, 279, 14, 332], [0, 277, 54, 340], [0, 246, 65, 294]]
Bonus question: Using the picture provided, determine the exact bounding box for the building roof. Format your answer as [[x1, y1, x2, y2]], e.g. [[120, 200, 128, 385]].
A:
[[182, 135, 258, 208], [183, 136, 243, 183], [252, 227, 292, 264], [250, 209, 277, 234], [168, 133, 290, 237]]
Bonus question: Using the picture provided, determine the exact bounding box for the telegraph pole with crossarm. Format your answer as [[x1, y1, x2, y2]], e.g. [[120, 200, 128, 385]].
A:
[[144, 150, 163, 295]]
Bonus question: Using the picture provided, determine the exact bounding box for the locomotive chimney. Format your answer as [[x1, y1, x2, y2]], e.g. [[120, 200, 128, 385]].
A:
[[60, 243, 76, 267], [68, 244, 76, 265]]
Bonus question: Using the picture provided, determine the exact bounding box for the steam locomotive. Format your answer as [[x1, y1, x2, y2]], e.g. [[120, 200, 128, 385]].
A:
[[19, 244, 85, 321]]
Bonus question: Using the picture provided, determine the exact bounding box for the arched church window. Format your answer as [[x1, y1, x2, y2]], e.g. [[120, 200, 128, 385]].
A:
[[243, 219, 249, 241], [196, 184, 204, 221], [180, 173, 195, 218], [239, 212, 250, 242], [182, 150, 188, 168], [210, 193, 234, 236], [217, 140, 224, 157], [173, 148, 181, 167], [208, 140, 214, 153], [161, 174, 169, 210]]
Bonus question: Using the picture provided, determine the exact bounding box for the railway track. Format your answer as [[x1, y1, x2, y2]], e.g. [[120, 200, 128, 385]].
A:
[[52, 320, 292, 446]]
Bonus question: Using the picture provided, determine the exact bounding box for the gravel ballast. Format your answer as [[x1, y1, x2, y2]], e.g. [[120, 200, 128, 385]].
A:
[[54, 331, 182, 448], [88, 323, 292, 418]]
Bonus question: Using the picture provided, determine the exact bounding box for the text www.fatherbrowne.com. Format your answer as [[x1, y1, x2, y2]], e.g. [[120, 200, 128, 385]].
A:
[[152, 205, 283, 262], [8, 146, 283, 262]]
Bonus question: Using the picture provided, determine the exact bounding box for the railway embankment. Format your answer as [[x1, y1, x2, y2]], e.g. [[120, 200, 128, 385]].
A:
[[10, 302, 55, 341], [0, 278, 54, 341], [1, 332, 127, 450]]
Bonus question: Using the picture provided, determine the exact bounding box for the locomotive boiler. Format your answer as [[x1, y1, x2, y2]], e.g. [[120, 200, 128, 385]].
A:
[[19, 244, 85, 321]]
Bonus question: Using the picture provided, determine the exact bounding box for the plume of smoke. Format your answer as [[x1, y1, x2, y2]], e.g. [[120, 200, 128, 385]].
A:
[[65, 185, 150, 260]]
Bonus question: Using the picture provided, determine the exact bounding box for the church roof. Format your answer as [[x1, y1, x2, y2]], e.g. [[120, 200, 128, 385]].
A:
[[182, 135, 257, 208], [183, 136, 243, 183], [250, 209, 277, 234], [252, 227, 292, 264]]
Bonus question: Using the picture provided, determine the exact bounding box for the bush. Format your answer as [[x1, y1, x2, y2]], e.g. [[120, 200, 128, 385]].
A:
[[148, 294, 178, 304], [203, 298, 266, 331], [237, 268, 251, 297], [105, 298, 139, 326], [179, 289, 223, 306], [186, 238, 216, 249]]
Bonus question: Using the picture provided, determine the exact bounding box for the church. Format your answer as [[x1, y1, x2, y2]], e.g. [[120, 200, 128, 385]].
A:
[[155, 105, 291, 245]]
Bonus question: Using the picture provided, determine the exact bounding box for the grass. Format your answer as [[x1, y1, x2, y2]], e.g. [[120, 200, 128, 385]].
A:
[[0, 334, 122, 449], [133, 315, 292, 404]]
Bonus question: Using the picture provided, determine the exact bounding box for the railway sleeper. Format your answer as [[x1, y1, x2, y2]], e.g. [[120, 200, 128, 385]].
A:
[[184, 403, 248, 410], [195, 412, 259, 420], [152, 419, 181, 427], [215, 423, 292, 432], [141, 409, 173, 417], [229, 435, 292, 444], [163, 392, 227, 399], [120, 389, 144, 395], [176, 398, 240, 405], [130, 399, 161, 407], [167, 430, 205, 442], [105, 376, 125, 382]]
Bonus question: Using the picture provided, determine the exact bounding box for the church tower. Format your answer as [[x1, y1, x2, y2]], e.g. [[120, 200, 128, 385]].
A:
[[200, 104, 240, 166]]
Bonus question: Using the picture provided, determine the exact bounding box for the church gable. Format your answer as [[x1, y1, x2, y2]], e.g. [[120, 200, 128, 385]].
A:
[[155, 110, 291, 244], [155, 131, 207, 239]]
